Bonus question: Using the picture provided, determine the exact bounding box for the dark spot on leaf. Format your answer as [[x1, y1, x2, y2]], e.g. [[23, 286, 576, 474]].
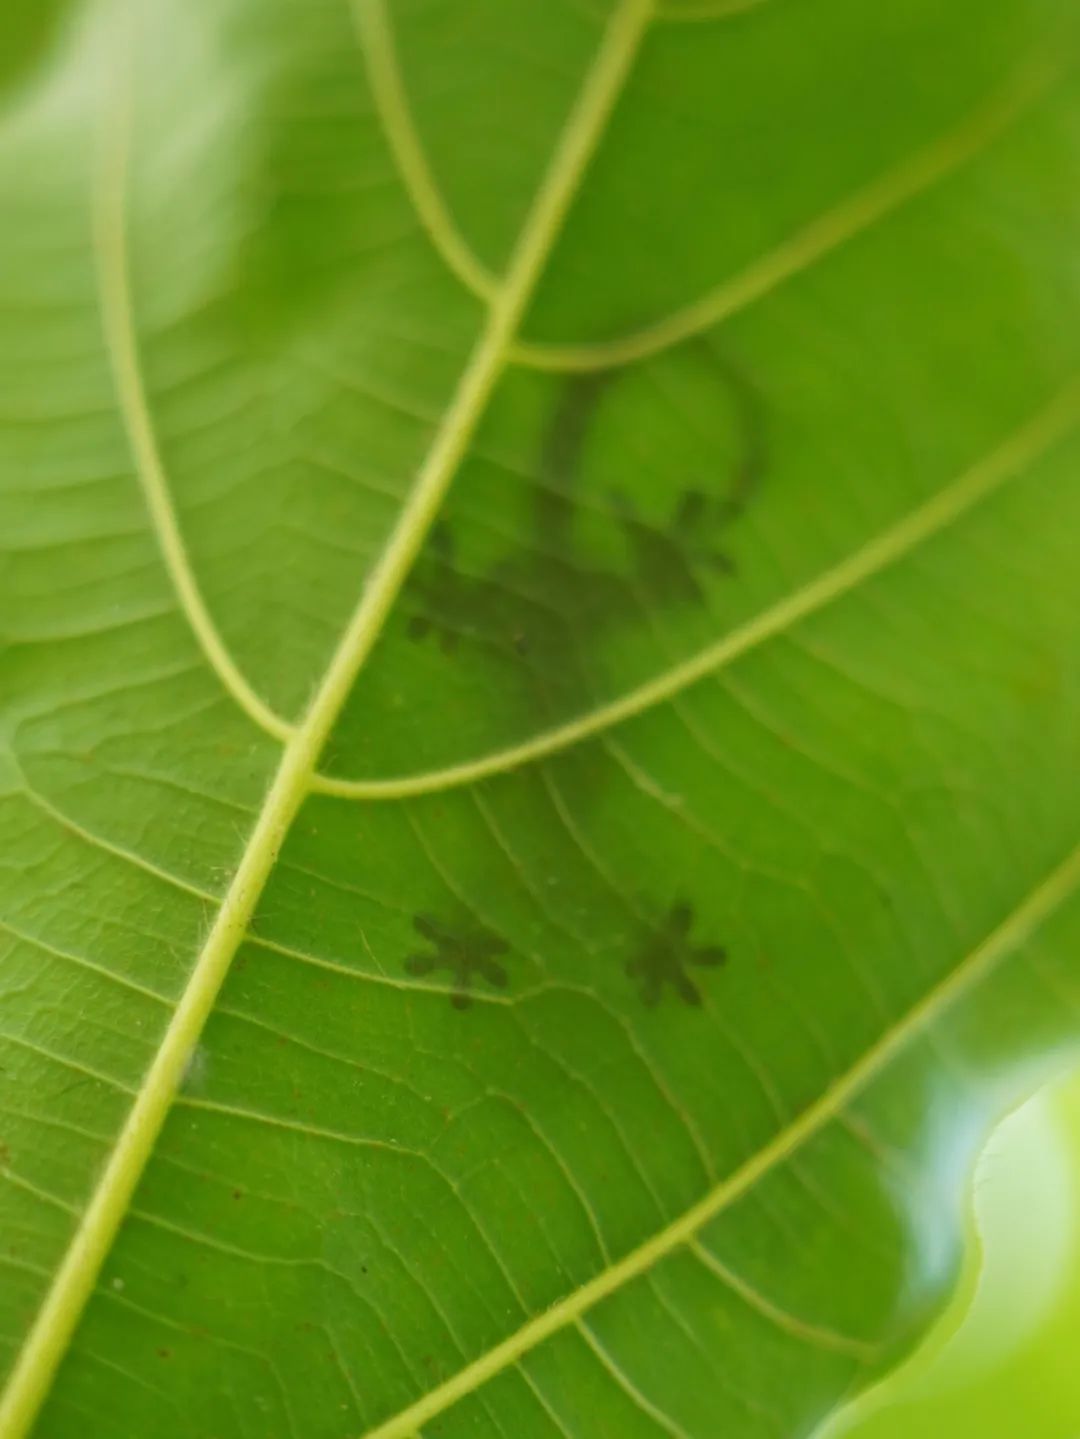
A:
[[405, 912, 510, 1007], [615, 486, 735, 603], [395, 338, 768, 798], [626, 902, 727, 1007]]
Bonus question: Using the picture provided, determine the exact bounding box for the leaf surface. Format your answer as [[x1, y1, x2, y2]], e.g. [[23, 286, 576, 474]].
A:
[[1, 1, 1079, 1436]]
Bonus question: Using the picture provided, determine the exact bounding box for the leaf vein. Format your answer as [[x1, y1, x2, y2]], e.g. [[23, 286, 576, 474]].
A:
[[92, 42, 296, 746], [508, 56, 1055, 372], [350, 0, 498, 303], [689, 1239, 876, 1360], [576, 1319, 693, 1438]]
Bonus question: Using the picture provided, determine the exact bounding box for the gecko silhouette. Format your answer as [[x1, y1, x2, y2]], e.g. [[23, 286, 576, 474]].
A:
[[626, 902, 727, 1007], [404, 913, 509, 1008], [402, 339, 765, 678]]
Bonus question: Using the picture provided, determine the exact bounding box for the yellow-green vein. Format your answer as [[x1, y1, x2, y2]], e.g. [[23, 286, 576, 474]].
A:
[[507, 57, 1053, 372], [688, 1240, 876, 1361], [93, 34, 296, 746], [350, 0, 498, 302]]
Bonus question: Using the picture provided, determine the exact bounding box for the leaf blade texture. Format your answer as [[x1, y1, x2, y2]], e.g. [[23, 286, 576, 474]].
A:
[[1, 0, 1079, 1435]]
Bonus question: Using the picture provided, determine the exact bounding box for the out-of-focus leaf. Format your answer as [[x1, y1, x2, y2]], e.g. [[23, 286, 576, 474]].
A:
[[829, 1068, 1080, 1438], [0, 0, 73, 100]]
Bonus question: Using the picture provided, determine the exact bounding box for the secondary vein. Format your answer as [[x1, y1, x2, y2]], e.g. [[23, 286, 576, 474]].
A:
[[352, 0, 497, 302], [507, 54, 1054, 372], [93, 31, 295, 746]]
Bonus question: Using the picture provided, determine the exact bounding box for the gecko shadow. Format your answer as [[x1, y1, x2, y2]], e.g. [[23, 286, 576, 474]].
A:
[[626, 901, 727, 1008], [401, 338, 767, 728], [400, 341, 760, 1009], [406, 900, 727, 1010], [404, 912, 509, 1009]]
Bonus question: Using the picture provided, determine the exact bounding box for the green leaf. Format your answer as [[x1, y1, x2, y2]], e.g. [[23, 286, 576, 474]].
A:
[[1, 1, 1078, 1436], [829, 1069, 1080, 1437]]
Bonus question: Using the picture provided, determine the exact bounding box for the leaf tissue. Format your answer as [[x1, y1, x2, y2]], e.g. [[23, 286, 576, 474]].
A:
[[1, 0, 1079, 1435]]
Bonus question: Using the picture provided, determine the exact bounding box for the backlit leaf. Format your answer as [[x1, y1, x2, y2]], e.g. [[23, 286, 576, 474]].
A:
[[1, 1, 1079, 1435]]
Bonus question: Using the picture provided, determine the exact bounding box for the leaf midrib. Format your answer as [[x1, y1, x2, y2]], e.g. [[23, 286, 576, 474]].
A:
[[93, 21, 295, 747], [0, 1, 654, 1432]]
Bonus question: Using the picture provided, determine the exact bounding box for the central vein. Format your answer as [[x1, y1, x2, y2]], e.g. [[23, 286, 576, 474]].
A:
[[0, 1, 655, 1434]]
